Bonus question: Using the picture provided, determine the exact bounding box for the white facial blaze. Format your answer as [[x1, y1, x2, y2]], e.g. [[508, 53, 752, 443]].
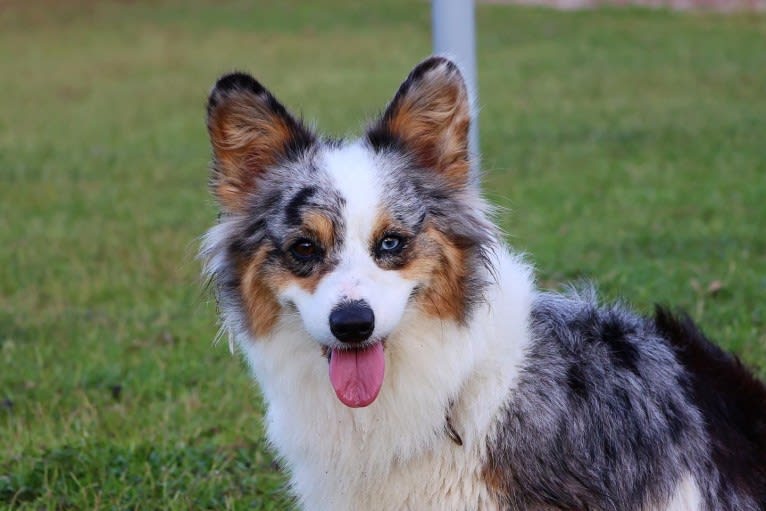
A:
[[280, 142, 417, 346]]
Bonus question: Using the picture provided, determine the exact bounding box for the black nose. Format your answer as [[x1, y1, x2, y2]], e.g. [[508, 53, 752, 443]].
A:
[[329, 301, 375, 344]]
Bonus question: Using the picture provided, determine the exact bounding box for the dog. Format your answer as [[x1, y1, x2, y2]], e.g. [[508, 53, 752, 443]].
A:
[[200, 57, 766, 510]]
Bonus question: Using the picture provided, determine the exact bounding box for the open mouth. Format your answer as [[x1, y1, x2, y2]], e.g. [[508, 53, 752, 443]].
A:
[[327, 342, 385, 408]]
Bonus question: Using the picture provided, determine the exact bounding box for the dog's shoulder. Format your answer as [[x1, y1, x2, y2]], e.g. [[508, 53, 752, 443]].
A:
[[527, 288, 683, 386], [484, 289, 766, 509], [487, 289, 704, 508]]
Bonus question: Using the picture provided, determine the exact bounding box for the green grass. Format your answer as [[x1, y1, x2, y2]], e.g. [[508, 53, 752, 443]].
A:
[[1, 0, 765, 508]]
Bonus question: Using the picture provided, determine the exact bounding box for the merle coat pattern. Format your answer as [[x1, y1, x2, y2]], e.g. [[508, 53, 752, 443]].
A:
[[201, 56, 766, 510]]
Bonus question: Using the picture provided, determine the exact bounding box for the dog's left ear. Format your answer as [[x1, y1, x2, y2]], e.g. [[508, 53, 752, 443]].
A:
[[367, 57, 472, 188]]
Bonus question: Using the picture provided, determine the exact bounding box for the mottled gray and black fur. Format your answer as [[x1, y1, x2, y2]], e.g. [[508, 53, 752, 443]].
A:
[[202, 58, 766, 510], [485, 289, 766, 510]]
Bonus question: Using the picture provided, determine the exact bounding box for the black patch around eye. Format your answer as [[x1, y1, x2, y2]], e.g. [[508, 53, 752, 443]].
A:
[[283, 238, 324, 278], [288, 238, 322, 261]]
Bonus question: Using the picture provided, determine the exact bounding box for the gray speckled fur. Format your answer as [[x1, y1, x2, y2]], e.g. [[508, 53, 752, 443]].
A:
[[485, 289, 761, 510], [202, 62, 765, 510]]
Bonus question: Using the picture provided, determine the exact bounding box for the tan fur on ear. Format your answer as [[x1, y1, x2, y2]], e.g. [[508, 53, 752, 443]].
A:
[[368, 57, 472, 188], [207, 73, 314, 212]]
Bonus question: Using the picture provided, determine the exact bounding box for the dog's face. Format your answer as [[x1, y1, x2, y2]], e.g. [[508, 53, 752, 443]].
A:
[[203, 57, 493, 407]]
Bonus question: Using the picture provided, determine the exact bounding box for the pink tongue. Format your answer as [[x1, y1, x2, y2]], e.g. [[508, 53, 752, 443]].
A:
[[329, 343, 385, 408]]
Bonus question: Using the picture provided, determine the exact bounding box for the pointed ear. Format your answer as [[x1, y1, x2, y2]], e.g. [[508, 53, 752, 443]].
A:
[[206, 73, 315, 213], [367, 57, 472, 188]]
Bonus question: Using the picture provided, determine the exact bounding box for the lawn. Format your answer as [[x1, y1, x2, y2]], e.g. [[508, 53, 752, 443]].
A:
[[1, 0, 765, 508]]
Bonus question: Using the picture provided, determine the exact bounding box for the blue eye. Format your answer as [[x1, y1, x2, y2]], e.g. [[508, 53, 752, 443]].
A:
[[379, 235, 403, 253]]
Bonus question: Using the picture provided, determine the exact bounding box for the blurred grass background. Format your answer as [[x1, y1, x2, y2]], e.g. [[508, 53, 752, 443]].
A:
[[1, 0, 764, 508]]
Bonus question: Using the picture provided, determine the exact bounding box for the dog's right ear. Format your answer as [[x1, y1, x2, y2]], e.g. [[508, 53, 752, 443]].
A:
[[207, 73, 315, 213]]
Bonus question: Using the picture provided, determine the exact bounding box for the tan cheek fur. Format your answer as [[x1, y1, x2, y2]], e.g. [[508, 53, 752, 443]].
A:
[[239, 232, 332, 339], [239, 246, 282, 338], [271, 269, 323, 296], [240, 256, 325, 339], [402, 226, 469, 323]]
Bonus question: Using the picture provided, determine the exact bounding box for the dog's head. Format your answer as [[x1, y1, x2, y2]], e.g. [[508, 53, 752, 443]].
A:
[[202, 57, 494, 408]]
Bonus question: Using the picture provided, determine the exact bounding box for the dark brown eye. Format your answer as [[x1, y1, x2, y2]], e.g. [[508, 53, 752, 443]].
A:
[[289, 239, 319, 261]]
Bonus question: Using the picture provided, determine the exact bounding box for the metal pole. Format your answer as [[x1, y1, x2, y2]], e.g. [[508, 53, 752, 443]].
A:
[[432, 0, 479, 168]]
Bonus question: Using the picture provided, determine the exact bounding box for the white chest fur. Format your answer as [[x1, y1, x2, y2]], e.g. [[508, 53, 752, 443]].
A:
[[239, 248, 534, 510]]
